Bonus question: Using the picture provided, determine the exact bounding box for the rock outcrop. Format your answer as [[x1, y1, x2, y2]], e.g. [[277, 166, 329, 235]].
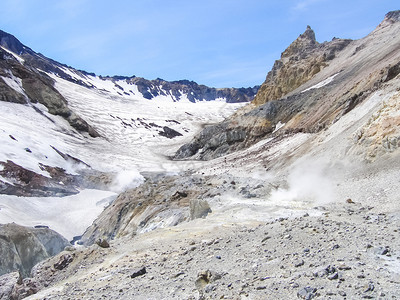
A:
[[252, 26, 351, 106], [80, 173, 197, 245], [175, 11, 400, 160], [0, 223, 70, 278]]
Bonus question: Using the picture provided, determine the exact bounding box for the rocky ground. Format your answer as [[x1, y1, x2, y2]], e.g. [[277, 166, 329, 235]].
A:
[[18, 197, 399, 300]]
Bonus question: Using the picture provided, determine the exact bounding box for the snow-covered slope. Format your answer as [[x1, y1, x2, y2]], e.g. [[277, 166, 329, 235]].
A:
[[0, 31, 246, 240]]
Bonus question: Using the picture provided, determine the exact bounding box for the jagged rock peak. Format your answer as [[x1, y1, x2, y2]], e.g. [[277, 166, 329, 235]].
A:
[[385, 10, 400, 22], [281, 25, 318, 58], [301, 25, 317, 42]]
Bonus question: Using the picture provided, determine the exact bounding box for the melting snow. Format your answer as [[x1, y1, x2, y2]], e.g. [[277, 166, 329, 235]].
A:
[[1, 70, 27, 97], [302, 73, 339, 93], [0, 189, 117, 240], [0, 46, 25, 63]]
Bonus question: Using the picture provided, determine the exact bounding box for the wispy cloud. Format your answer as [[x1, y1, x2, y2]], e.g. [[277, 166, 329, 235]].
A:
[[292, 0, 325, 11]]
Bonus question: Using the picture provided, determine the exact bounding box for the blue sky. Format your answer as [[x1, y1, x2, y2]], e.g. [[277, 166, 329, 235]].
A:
[[0, 1, 398, 88]]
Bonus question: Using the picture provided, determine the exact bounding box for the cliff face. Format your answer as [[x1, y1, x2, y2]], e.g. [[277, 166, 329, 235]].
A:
[[0, 223, 70, 278], [175, 11, 400, 160], [253, 26, 351, 106]]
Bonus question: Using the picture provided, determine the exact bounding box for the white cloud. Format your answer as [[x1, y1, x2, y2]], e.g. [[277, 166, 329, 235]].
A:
[[292, 0, 325, 11]]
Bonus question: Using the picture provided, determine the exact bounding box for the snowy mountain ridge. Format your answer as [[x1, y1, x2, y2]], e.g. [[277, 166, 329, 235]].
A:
[[0, 29, 258, 104]]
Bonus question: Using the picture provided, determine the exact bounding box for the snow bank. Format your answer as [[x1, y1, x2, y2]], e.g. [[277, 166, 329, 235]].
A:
[[0, 189, 117, 240]]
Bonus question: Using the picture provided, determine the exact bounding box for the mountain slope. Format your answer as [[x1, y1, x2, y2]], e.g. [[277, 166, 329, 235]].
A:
[[175, 11, 400, 160], [0, 29, 248, 241]]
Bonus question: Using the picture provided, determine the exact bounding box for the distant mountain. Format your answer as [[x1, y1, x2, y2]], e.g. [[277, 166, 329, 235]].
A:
[[0, 29, 258, 104], [101, 76, 259, 103]]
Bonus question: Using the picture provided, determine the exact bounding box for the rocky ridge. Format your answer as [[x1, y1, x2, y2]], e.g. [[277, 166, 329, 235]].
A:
[[253, 26, 351, 106], [106, 76, 259, 103], [175, 11, 400, 160], [0, 30, 258, 105], [0, 31, 99, 138]]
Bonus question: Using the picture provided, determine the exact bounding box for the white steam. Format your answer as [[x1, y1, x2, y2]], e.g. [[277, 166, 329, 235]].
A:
[[111, 169, 144, 193], [270, 159, 335, 208]]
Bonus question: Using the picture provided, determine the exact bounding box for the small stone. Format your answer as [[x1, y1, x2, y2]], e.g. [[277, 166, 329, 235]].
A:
[[130, 267, 146, 279], [363, 282, 374, 293], [338, 291, 346, 297], [256, 286, 267, 290], [294, 259, 305, 267], [261, 236, 271, 243], [337, 264, 351, 270], [374, 247, 389, 255], [297, 286, 317, 299], [172, 272, 185, 278], [346, 198, 355, 204], [216, 255, 222, 260], [328, 272, 339, 280], [332, 244, 340, 250], [96, 238, 110, 248]]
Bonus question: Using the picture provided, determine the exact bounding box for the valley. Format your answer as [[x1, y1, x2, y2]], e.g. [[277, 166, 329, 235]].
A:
[[0, 10, 400, 300]]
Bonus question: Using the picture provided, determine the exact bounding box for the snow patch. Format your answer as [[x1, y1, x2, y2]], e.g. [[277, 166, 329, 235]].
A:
[[273, 121, 285, 133], [0, 46, 25, 63], [1, 70, 27, 97], [0, 189, 117, 240], [302, 73, 339, 93]]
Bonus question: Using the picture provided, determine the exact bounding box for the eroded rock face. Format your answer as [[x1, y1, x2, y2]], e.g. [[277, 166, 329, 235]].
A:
[[0, 160, 80, 197], [350, 92, 400, 160], [80, 173, 197, 245], [0, 272, 20, 300], [0, 223, 70, 278], [253, 26, 351, 106]]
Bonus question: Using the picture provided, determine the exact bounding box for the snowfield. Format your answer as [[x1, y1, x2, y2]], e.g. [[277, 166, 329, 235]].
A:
[[0, 69, 245, 239], [0, 189, 117, 241]]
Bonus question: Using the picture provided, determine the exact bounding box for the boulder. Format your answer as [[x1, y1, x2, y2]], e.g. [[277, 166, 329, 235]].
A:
[[0, 223, 70, 278], [190, 199, 212, 220]]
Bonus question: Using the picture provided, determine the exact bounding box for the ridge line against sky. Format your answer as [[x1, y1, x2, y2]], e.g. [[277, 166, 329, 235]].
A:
[[0, 0, 398, 88]]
